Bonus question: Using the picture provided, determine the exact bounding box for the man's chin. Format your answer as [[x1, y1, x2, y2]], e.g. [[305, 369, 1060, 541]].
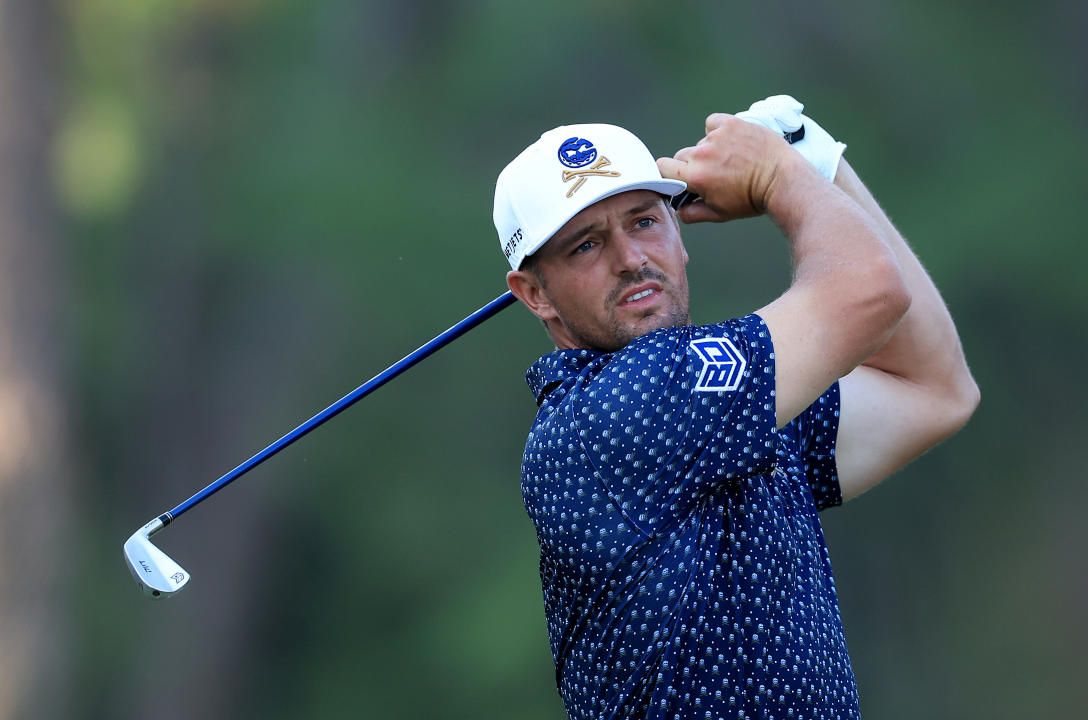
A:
[[634, 308, 689, 334], [614, 311, 688, 348], [557, 305, 689, 352]]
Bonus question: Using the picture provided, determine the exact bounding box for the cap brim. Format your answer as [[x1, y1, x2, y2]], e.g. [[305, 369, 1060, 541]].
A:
[[519, 178, 687, 264]]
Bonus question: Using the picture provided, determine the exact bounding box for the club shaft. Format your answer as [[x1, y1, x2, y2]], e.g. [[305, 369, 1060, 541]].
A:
[[161, 291, 517, 524]]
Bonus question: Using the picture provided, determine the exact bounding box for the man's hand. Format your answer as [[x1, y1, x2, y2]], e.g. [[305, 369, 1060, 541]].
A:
[[656, 113, 803, 224]]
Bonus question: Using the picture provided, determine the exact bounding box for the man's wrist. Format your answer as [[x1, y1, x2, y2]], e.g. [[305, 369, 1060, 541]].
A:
[[762, 150, 827, 228]]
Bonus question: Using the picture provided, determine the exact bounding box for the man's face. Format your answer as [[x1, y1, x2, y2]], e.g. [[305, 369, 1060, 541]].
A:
[[507, 190, 691, 352]]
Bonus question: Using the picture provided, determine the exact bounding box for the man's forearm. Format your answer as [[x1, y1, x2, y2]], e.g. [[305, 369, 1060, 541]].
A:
[[834, 159, 977, 401]]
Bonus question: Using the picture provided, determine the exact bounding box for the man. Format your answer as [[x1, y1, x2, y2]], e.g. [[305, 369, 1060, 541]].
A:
[[493, 96, 979, 719]]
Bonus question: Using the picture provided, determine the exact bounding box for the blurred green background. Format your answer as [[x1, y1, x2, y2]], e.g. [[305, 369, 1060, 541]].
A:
[[1, 0, 1084, 718]]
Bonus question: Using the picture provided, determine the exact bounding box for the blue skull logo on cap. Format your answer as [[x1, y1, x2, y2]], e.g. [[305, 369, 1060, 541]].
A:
[[558, 137, 598, 168]]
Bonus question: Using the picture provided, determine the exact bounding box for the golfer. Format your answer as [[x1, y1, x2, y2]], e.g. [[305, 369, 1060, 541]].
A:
[[493, 96, 979, 719]]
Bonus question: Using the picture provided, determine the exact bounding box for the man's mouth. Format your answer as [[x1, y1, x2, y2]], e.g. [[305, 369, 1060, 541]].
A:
[[608, 270, 669, 307], [625, 288, 656, 303]]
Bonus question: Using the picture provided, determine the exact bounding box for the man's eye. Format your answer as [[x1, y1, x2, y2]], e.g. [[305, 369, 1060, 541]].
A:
[[636, 217, 655, 229], [572, 240, 594, 255]]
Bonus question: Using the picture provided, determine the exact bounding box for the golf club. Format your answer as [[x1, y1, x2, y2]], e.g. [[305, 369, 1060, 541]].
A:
[[124, 290, 517, 598]]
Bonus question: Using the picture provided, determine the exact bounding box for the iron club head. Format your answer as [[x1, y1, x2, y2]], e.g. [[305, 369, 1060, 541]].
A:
[[123, 518, 190, 598]]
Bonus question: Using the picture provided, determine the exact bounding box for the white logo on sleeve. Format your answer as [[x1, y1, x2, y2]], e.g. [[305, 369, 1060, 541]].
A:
[[689, 337, 747, 392]]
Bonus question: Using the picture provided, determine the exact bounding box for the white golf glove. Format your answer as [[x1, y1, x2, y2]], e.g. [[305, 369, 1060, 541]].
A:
[[736, 95, 845, 181]]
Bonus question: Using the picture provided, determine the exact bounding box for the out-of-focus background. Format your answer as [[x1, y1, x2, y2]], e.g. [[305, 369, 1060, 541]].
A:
[[1, 0, 1085, 718]]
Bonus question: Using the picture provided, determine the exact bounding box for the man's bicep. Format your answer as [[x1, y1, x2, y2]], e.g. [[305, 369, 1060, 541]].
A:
[[835, 365, 962, 501], [756, 289, 851, 429]]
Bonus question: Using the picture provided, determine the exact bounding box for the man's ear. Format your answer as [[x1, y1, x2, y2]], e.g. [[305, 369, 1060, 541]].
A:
[[507, 269, 558, 322]]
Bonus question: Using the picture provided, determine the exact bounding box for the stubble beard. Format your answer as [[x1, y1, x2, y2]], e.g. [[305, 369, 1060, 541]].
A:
[[556, 268, 691, 353]]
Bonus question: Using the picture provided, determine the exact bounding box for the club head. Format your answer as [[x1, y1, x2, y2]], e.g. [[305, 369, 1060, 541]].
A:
[[124, 518, 189, 599]]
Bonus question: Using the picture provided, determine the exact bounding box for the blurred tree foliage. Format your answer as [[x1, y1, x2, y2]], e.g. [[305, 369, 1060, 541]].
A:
[[20, 0, 1085, 717]]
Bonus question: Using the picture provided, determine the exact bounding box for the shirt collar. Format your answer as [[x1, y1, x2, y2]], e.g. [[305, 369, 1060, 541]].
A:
[[525, 348, 604, 406]]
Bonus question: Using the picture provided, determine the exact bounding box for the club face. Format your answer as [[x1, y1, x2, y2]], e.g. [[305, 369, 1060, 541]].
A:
[[123, 519, 189, 599]]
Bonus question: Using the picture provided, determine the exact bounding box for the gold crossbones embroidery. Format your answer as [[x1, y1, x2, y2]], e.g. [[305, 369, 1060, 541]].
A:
[[562, 156, 620, 197]]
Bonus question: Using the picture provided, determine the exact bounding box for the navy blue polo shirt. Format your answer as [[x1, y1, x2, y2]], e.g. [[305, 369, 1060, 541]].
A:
[[521, 314, 859, 720]]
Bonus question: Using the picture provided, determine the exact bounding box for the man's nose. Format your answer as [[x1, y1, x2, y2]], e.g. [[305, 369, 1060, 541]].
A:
[[609, 232, 649, 273]]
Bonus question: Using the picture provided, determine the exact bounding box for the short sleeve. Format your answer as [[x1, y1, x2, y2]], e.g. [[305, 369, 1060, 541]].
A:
[[792, 381, 842, 511], [565, 314, 778, 535]]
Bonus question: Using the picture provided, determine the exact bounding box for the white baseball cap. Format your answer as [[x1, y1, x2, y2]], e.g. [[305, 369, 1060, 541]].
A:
[[494, 123, 687, 271]]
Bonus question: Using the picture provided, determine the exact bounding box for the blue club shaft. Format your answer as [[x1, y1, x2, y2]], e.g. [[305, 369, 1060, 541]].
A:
[[160, 291, 517, 526]]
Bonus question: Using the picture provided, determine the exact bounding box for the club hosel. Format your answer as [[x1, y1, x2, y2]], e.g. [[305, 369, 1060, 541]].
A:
[[139, 517, 166, 538]]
